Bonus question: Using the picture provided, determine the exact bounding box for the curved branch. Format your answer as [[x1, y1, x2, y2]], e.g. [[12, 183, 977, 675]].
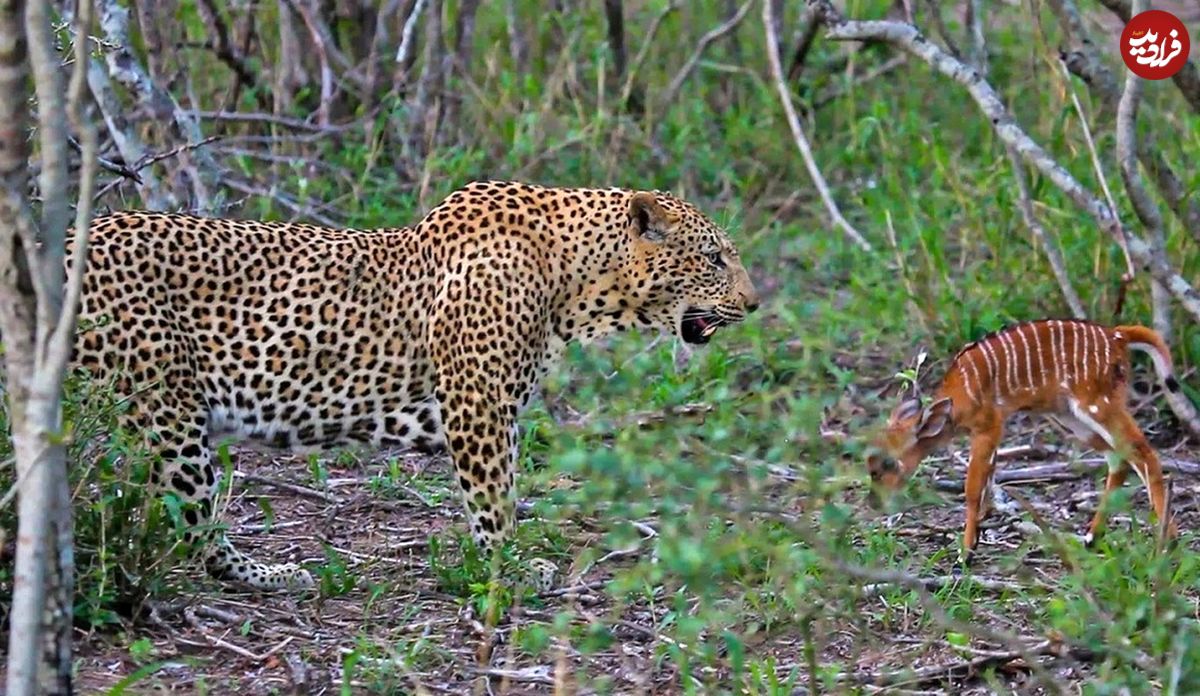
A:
[[765, 1, 872, 252], [660, 0, 753, 108]]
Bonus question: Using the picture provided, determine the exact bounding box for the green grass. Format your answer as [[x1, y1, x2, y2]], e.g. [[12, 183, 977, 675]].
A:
[[7, 0, 1200, 692]]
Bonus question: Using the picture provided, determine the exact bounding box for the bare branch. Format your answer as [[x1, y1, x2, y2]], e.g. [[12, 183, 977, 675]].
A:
[[1007, 146, 1086, 318], [194, 0, 261, 99], [84, 56, 173, 208], [1115, 36, 1200, 439], [1097, 0, 1200, 113], [619, 1, 679, 109], [805, 0, 1200, 323], [50, 0, 99, 380], [396, 0, 428, 67], [94, 0, 220, 211], [1045, 0, 1119, 98], [1057, 58, 1134, 281], [786, 7, 820, 82], [1050, 0, 1200, 245], [766, 1, 872, 252], [660, 0, 753, 108], [290, 0, 333, 128]]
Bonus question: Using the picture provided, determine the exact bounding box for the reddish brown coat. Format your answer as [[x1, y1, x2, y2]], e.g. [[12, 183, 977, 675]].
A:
[[870, 319, 1179, 560]]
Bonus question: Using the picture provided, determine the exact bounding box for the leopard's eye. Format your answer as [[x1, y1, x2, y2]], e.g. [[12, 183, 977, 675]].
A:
[[705, 251, 725, 268]]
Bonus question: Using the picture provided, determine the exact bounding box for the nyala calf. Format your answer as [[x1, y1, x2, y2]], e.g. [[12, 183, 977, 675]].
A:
[[867, 319, 1181, 561]]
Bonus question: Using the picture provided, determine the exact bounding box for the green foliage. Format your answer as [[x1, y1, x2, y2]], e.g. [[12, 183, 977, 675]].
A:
[[0, 370, 187, 631], [11, 0, 1200, 691]]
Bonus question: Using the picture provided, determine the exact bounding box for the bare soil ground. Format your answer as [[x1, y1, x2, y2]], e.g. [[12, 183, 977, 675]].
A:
[[60, 415, 1200, 695]]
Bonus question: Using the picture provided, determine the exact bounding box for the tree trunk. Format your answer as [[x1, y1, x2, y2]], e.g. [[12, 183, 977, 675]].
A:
[[1, 0, 97, 692]]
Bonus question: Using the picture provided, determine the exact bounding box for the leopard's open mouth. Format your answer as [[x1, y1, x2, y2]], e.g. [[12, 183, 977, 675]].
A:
[[680, 309, 725, 345]]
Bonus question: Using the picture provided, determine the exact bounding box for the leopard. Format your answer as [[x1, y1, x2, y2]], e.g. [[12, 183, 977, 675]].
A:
[[70, 180, 759, 591]]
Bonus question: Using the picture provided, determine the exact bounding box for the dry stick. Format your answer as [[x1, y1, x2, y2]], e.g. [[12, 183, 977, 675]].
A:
[[1007, 145, 1086, 318], [660, 0, 753, 108], [1060, 50, 1200, 245], [804, 0, 1200, 323], [135, 135, 224, 173], [859, 574, 1028, 597], [786, 6, 820, 82], [766, 2, 872, 252], [1115, 38, 1200, 439], [851, 640, 1082, 687], [291, 0, 333, 128], [1057, 58, 1136, 284], [935, 457, 1200, 489], [619, 1, 679, 108]]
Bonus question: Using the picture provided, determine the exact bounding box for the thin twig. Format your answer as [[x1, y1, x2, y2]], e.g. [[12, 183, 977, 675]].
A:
[[134, 135, 223, 172], [1058, 58, 1134, 281], [660, 0, 753, 108], [1006, 145, 1086, 318], [766, 1, 872, 251], [620, 2, 679, 108]]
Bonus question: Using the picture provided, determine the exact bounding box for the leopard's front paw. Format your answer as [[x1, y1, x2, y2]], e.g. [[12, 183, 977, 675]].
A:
[[524, 557, 559, 593]]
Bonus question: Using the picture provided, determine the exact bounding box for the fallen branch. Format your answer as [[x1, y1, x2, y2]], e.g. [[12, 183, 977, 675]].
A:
[[766, 1, 872, 251], [743, 503, 1068, 694], [235, 472, 337, 503], [804, 0, 1200, 323], [935, 457, 1200, 489], [860, 573, 1028, 597], [850, 639, 1089, 687]]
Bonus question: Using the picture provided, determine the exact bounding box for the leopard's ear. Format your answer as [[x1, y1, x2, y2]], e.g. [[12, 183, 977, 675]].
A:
[[629, 191, 670, 243]]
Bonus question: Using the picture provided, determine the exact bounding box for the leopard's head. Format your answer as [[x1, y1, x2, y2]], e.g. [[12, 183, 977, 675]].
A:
[[622, 191, 759, 345]]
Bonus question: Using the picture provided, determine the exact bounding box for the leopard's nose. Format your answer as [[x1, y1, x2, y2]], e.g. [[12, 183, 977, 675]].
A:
[[745, 297, 760, 314]]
